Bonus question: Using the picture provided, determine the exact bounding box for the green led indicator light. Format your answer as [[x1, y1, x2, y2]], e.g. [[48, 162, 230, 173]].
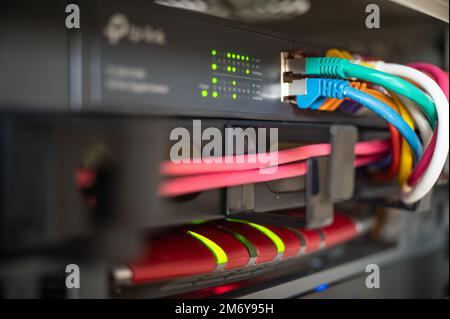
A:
[[211, 49, 217, 56], [227, 66, 232, 72], [212, 91, 219, 98], [201, 90, 208, 97], [232, 53, 236, 59], [232, 93, 237, 100], [211, 63, 217, 70], [212, 77, 218, 84], [246, 69, 250, 75], [241, 55, 245, 61], [232, 67, 236, 72], [237, 54, 240, 59], [227, 52, 231, 58], [187, 231, 228, 265], [246, 56, 249, 61], [232, 80, 236, 86]]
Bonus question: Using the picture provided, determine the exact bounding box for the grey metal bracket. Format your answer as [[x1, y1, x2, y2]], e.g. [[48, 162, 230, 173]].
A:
[[304, 125, 357, 229], [328, 125, 358, 201], [305, 157, 334, 228], [226, 184, 255, 214]]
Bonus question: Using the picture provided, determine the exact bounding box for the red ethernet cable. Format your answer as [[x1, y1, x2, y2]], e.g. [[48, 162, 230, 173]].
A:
[[161, 139, 390, 176], [160, 153, 387, 197]]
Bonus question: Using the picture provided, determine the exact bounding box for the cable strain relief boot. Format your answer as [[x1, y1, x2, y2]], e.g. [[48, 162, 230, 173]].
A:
[[296, 78, 349, 109], [320, 78, 348, 100], [306, 57, 348, 78]]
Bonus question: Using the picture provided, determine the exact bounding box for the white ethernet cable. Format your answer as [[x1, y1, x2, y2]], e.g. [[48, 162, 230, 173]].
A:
[[371, 61, 449, 204], [396, 95, 433, 147]]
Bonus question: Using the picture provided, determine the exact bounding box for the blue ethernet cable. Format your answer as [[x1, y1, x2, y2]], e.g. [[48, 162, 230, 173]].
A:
[[296, 78, 423, 159]]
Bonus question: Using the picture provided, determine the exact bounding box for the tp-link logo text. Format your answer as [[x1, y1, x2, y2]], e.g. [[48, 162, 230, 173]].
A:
[[103, 13, 167, 46]]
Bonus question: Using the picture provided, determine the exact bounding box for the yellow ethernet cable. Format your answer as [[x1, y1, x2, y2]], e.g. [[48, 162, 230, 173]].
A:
[[392, 94, 415, 185]]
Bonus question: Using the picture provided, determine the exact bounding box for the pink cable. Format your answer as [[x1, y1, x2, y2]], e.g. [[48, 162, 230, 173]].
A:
[[407, 125, 438, 186], [407, 63, 449, 100], [406, 63, 448, 186], [160, 153, 387, 197], [161, 139, 390, 176]]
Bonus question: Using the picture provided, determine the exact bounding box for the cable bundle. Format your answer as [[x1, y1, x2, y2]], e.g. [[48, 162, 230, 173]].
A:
[[160, 139, 390, 197], [292, 50, 449, 204]]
